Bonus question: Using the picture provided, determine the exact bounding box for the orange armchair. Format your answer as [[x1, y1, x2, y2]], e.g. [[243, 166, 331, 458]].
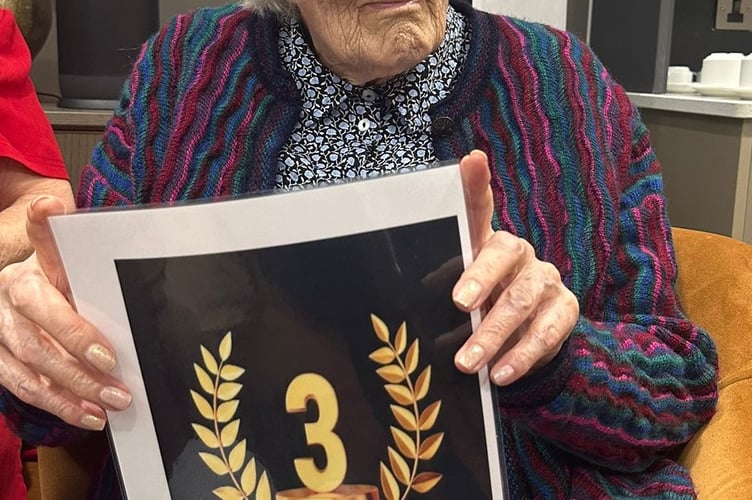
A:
[[673, 227, 752, 498], [26, 227, 752, 499]]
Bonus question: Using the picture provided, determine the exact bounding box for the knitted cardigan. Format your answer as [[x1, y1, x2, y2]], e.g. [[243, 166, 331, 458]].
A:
[[1, 2, 718, 499]]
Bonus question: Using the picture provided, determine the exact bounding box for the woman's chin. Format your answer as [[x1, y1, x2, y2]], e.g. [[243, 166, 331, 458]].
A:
[[360, 40, 434, 82]]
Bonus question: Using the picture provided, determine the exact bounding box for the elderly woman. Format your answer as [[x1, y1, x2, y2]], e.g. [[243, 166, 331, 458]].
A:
[[0, 0, 717, 498]]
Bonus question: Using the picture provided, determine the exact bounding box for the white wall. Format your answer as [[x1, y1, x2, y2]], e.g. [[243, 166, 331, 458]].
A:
[[474, 0, 568, 29]]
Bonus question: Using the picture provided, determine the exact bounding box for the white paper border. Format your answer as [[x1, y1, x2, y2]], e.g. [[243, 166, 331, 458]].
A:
[[50, 164, 506, 500]]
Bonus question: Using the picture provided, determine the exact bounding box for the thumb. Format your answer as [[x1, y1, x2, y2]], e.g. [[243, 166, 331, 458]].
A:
[[459, 150, 494, 254], [26, 195, 70, 292]]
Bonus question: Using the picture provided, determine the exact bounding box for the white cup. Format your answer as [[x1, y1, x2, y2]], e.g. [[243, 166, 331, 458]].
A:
[[667, 66, 693, 85], [700, 52, 744, 87], [741, 53, 752, 88]]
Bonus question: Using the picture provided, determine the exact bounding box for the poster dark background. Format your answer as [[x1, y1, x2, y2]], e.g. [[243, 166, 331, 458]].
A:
[[116, 217, 497, 499]]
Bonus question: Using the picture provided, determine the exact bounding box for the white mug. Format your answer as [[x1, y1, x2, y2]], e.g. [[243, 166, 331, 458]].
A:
[[667, 66, 693, 85], [700, 52, 744, 87]]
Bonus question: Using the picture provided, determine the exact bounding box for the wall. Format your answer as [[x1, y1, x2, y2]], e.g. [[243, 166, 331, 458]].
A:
[[31, 0, 229, 96], [671, 0, 752, 72], [33, 0, 575, 95]]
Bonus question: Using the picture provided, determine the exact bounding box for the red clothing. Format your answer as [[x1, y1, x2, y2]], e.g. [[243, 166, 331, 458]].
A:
[[0, 8, 67, 179], [0, 417, 24, 500], [1, 8, 68, 500]]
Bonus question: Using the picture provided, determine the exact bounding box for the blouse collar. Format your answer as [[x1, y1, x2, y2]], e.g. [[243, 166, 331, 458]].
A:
[[279, 5, 470, 133]]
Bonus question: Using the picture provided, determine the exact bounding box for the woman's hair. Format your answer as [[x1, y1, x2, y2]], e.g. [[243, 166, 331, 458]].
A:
[[238, 0, 298, 18]]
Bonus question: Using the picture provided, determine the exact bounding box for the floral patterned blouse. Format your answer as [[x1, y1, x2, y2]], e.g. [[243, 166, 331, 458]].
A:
[[275, 5, 470, 190]]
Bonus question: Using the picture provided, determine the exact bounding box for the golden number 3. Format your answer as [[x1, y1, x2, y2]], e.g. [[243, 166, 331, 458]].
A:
[[285, 373, 347, 493]]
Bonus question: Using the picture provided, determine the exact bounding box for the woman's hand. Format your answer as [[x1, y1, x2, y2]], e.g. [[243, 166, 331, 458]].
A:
[[454, 151, 580, 385], [0, 196, 131, 430]]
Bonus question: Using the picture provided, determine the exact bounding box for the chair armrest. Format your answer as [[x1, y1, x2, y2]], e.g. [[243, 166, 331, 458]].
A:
[[679, 377, 752, 498], [672, 227, 752, 498], [37, 432, 107, 500]]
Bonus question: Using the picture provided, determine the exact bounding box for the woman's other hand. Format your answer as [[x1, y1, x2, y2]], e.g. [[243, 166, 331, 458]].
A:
[[454, 151, 580, 385], [0, 196, 131, 430]]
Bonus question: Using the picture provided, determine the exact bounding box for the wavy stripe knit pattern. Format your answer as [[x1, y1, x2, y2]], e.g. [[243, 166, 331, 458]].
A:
[[0, 2, 717, 499]]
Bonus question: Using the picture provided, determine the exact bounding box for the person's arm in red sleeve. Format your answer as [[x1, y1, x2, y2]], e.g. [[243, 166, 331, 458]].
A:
[[0, 8, 74, 269]]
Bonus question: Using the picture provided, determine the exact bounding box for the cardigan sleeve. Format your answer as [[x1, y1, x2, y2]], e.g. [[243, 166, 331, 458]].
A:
[[75, 4, 258, 208], [493, 69, 719, 471], [75, 86, 137, 208], [75, 51, 142, 208]]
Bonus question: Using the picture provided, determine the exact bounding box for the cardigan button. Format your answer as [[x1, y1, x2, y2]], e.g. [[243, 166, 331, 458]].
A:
[[431, 116, 454, 138]]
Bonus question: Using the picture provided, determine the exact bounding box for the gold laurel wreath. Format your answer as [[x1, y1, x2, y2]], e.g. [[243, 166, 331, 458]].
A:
[[369, 314, 444, 500], [191, 331, 272, 500]]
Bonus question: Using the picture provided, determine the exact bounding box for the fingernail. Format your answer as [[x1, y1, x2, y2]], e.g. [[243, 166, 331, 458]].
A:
[[492, 365, 514, 386], [100, 386, 132, 410], [470, 149, 488, 160], [458, 344, 486, 371], [85, 344, 117, 373], [454, 280, 482, 309], [29, 195, 52, 210], [80, 414, 106, 431]]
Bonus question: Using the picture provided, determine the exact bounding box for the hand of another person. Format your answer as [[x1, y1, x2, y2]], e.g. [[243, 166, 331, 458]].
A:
[[454, 151, 580, 386], [0, 196, 131, 430]]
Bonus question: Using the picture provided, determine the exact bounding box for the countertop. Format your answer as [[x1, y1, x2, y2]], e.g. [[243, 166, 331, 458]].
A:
[[627, 92, 752, 119]]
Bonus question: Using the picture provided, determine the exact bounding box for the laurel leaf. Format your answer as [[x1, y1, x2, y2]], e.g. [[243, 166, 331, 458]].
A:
[[404, 339, 419, 375], [220, 419, 240, 447], [387, 446, 411, 486], [194, 364, 215, 394], [240, 457, 257, 495], [390, 405, 417, 431], [201, 346, 219, 375], [419, 401, 442, 430], [369, 347, 396, 365], [212, 486, 244, 500], [419, 432, 444, 460], [384, 384, 413, 406], [228, 439, 246, 473], [390, 426, 416, 459], [191, 390, 214, 420], [212, 486, 244, 499], [377, 365, 406, 384], [220, 364, 246, 381], [394, 322, 407, 355], [257, 471, 272, 500], [415, 366, 432, 401], [219, 332, 233, 362], [371, 314, 390, 343], [216, 400, 239, 423], [192, 423, 220, 449], [199, 452, 229, 476], [380, 462, 400, 500], [411, 472, 442, 493], [217, 382, 243, 401]]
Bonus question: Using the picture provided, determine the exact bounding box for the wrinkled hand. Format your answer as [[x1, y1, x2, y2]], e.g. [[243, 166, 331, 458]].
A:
[[0, 196, 131, 430], [454, 151, 579, 386]]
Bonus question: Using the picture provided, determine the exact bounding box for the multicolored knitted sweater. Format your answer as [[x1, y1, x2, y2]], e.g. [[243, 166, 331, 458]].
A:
[[1, 2, 718, 499]]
